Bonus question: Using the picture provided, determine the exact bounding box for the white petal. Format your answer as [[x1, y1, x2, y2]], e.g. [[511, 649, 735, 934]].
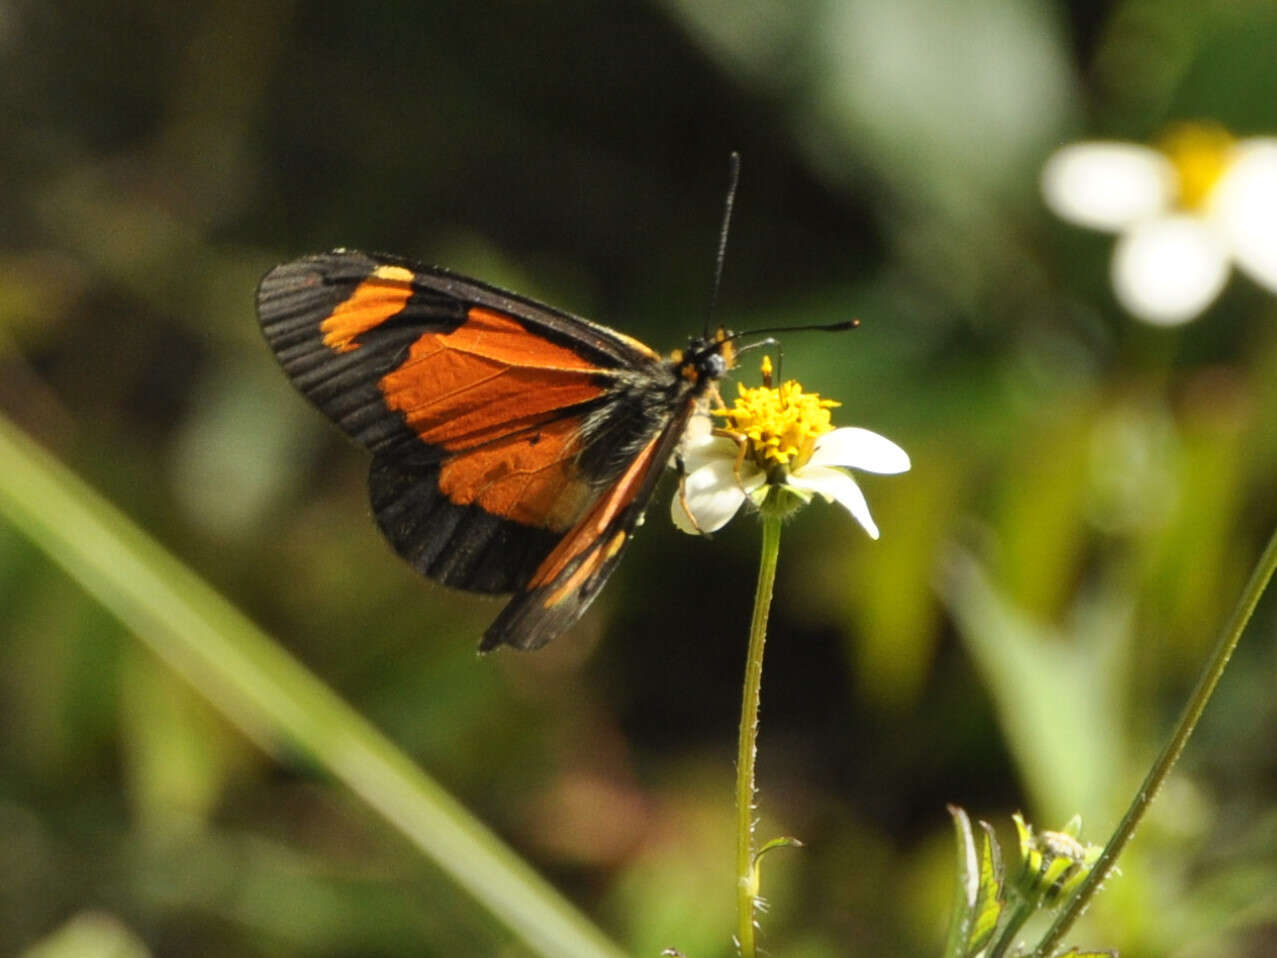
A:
[[670, 459, 755, 534], [684, 412, 713, 439], [680, 412, 715, 447], [808, 427, 911, 474], [682, 435, 738, 474], [679, 415, 738, 473], [1111, 215, 1230, 325], [1211, 138, 1277, 293], [1042, 142, 1175, 232], [787, 465, 880, 539]]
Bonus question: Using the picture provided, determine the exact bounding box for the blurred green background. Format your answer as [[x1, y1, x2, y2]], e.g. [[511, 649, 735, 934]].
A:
[[3, 0, 1277, 955]]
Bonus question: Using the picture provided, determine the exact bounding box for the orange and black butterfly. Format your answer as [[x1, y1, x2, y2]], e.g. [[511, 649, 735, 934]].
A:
[[257, 250, 736, 651]]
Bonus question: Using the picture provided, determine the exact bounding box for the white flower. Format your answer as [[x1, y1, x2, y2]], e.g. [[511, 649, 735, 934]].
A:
[[670, 375, 910, 538], [1041, 123, 1277, 325]]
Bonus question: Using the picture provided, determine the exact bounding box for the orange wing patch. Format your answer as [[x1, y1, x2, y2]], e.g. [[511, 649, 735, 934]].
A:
[[436, 416, 594, 531], [379, 305, 619, 532], [531, 431, 666, 603], [380, 306, 609, 451], [320, 264, 416, 353], [449, 307, 602, 370]]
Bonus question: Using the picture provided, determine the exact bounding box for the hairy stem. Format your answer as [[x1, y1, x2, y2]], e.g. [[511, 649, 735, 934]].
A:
[[735, 513, 782, 957]]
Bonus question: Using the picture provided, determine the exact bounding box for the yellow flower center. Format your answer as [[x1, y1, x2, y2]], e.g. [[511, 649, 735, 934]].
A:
[[1157, 121, 1236, 211], [717, 360, 839, 471]]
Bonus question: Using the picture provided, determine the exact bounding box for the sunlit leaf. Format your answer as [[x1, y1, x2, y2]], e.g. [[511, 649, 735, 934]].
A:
[[943, 806, 1005, 958]]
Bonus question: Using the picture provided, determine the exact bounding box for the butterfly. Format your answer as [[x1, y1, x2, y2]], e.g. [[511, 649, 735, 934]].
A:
[[257, 249, 736, 651]]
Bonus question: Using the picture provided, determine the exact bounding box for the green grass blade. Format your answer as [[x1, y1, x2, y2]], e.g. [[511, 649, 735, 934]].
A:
[[0, 414, 626, 958]]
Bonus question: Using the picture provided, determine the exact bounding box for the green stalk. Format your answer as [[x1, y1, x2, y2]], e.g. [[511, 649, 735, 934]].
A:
[[986, 899, 1033, 958], [1030, 524, 1277, 958], [0, 414, 625, 958], [735, 512, 783, 958]]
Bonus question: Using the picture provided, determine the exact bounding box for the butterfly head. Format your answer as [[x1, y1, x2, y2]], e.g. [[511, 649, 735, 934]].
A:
[[676, 327, 737, 393]]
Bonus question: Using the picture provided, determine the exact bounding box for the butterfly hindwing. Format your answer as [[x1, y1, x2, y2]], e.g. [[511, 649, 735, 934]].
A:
[[367, 455, 561, 596], [481, 410, 692, 650]]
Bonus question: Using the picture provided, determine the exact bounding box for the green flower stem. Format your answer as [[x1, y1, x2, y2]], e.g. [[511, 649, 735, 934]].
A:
[[0, 415, 625, 958], [987, 899, 1033, 958], [1030, 524, 1277, 958], [735, 511, 783, 958]]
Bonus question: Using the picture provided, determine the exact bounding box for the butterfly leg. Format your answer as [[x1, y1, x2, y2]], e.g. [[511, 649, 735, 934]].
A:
[[674, 459, 707, 535], [710, 426, 754, 495]]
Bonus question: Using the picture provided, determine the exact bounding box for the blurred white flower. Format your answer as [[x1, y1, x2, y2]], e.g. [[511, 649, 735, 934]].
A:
[[671, 363, 910, 538], [1042, 123, 1277, 325]]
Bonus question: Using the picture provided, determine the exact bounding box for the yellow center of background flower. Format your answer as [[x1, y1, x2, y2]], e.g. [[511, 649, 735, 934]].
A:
[[718, 365, 839, 469], [1157, 121, 1236, 211]]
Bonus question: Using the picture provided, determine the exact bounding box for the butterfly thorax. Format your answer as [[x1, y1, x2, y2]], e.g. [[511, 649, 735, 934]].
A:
[[570, 331, 732, 485]]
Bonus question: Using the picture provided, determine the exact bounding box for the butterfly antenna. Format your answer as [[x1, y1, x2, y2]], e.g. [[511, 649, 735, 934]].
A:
[[731, 318, 860, 383], [705, 151, 741, 337], [731, 318, 860, 340]]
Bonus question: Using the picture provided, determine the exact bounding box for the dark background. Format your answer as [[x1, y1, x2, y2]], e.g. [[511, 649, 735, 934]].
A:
[[3, 1, 1277, 955]]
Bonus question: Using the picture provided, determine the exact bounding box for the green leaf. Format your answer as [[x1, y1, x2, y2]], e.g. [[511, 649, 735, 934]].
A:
[[972, 820, 1006, 954], [939, 548, 1133, 820], [20, 911, 151, 958], [754, 835, 805, 864], [943, 806, 1005, 958]]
